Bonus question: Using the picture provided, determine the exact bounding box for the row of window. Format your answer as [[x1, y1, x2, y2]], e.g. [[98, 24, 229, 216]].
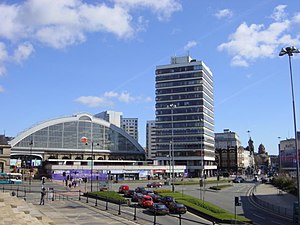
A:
[[156, 143, 215, 151], [156, 99, 213, 110], [156, 91, 213, 103], [155, 107, 214, 118], [156, 149, 215, 158], [155, 121, 214, 132], [156, 65, 196, 75]]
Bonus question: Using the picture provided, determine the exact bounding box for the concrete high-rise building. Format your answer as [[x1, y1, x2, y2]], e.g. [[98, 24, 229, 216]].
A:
[[215, 129, 241, 149], [155, 55, 216, 177], [146, 120, 156, 159], [122, 118, 139, 141], [94, 111, 123, 127]]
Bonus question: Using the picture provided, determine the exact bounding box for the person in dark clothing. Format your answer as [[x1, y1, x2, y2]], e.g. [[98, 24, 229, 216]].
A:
[[40, 188, 46, 205]]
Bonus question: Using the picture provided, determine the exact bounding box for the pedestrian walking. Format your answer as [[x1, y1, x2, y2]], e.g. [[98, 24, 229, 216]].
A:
[[40, 187, 46, 205]]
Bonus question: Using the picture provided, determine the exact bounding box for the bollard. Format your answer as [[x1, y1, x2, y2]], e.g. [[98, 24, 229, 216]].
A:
[[17, 187, 19, 197], [153, 211, 156, 225], [105, 197, 108, 210], [2, 185, 4, 192], [118, 200, 121, 215], [95, 197, 98, 206], [86, 194, 89, 203], [133, 204, 137, 220], [179, 214, 182, 225], [24, 190, 27, 201]]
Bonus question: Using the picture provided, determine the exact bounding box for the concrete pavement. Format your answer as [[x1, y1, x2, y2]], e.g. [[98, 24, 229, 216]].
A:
[[252, 183, 296, 219]]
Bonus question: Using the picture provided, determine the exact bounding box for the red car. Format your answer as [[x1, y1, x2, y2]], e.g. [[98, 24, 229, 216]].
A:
[[138, 195, 154, 208], [146, 182, 162, 188], [118, 185, 129, 194]]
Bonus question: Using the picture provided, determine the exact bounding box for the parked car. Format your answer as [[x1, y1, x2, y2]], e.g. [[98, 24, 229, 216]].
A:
[[119, 185, 129, 194], [168, 202, 187, 214], [138, 195, 154, 208], [123, 190, 135, 198], [160, 196, 175, 207], [148, 193, 162, 203], [233, 177, 245, 183], [147, 182, 163, 188], [148, 203, 169, 215], [132, 192, 144, 202], [135, 187, 146, 193]]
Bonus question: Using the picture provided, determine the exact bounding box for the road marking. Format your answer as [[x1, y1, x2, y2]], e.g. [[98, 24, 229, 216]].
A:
[[253, 213, 265, 220]]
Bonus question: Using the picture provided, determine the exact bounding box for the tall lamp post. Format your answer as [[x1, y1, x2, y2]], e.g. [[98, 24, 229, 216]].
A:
[[168, 104, 176, 192], [279, 46, 300, 222], [29, 140, 33, 187], [81, 137, 98, 192]]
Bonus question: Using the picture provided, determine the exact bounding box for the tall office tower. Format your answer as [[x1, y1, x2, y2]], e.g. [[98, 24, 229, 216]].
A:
[[146, 120, 156, 159], [122, 118, 139, 141], [94, 111, 123, 127], [155, 56, 216, 177]]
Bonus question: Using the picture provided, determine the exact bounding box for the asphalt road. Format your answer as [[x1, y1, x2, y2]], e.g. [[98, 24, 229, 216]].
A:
[[4, 179, 293, 225]]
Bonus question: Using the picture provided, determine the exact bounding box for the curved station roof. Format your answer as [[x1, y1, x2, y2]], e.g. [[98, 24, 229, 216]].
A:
[[10, 113, 145, 159]]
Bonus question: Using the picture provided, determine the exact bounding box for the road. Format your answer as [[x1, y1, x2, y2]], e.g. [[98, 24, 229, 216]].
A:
[[4, 179, 293, 225]]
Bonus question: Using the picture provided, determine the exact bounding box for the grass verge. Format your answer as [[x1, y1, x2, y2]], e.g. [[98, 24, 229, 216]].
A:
[[155, 190, 251, 223]]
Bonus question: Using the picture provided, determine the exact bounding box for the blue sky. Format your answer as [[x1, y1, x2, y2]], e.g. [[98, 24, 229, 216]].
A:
[[0, 0, 299, 155]]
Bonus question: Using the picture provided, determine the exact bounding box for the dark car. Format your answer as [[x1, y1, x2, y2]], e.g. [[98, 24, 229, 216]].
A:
[[233, 177, 245, 183], [160, 196, 175, 207], [135, 187, 146, 193], [148, 193, 162, 203], [168, 202, 187, 214], [148, 203, 169, 215], [147, 182, 163, 188], [132, 192, 144, 202], [123, 190, 135, 198]]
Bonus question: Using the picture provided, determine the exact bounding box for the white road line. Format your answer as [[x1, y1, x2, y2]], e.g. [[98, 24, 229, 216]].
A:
[[253, 213, 265, 220], [271, 221, 282, 225]]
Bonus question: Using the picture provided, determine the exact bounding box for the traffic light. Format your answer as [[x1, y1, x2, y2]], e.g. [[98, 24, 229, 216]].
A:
[[235, 197, 241, 206]]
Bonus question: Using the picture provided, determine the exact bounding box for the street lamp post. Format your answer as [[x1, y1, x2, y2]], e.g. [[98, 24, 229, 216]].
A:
[[279, 46, 300, 222], [168, 104, 176, 192], [29, 140, 33, 187], [81, 137, 99, 192]]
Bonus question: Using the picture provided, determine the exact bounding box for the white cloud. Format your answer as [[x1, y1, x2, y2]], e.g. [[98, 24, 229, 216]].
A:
[[0, 42, 8, 76], [13, 42, 34, 64], [184, 40, 197, 51], [104, 91, 119, 98], [270, 5, 287, 22], [0, 85, 4, 92], [293, 13, 300, 24], [114, 0, 182, 21], [75, 96, 114, 108], [0, 0, 181, 78], [75, 91, 152, 107], [118, 92, 134, 103], [218, 6, 300, 67], [0, 0, 181, 48], [214, 9, 233, 19], [0, 4, 25, 41]]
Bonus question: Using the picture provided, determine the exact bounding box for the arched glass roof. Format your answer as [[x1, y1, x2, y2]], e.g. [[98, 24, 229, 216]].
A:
[[10, 113, 145, 155]]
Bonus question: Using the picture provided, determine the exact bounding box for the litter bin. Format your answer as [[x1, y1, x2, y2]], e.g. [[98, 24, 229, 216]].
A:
[[48, 187, 54, 201]]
